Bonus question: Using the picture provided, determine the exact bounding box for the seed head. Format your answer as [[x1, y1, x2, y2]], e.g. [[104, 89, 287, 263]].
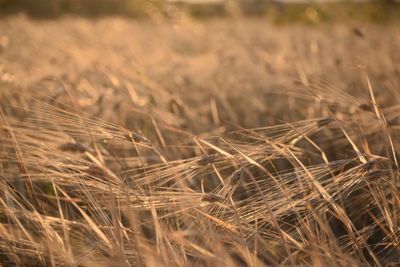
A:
[[201, 193, 225, 203], [358, 103, 374, 112], [362, 160, 380, 172], [198, 154, 217, 166], [317, 117, 335, 128], [58, 142, 87, 153], [230, 167, 243, 185], [125, 131, 147, 143]]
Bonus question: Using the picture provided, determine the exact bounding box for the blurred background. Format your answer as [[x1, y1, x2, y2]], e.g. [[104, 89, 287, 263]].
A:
[[0, 0, 399, 22]]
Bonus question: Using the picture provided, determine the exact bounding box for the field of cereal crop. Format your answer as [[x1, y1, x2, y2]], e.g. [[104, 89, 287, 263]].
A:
[[1, 4, 400, 266]]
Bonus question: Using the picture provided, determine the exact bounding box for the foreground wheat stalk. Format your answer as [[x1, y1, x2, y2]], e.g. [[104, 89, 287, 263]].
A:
[[0, 76, 399, 266]]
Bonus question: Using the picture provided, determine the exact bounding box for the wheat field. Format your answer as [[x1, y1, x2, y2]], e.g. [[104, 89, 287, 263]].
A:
[[0, 13, 400, 266]]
